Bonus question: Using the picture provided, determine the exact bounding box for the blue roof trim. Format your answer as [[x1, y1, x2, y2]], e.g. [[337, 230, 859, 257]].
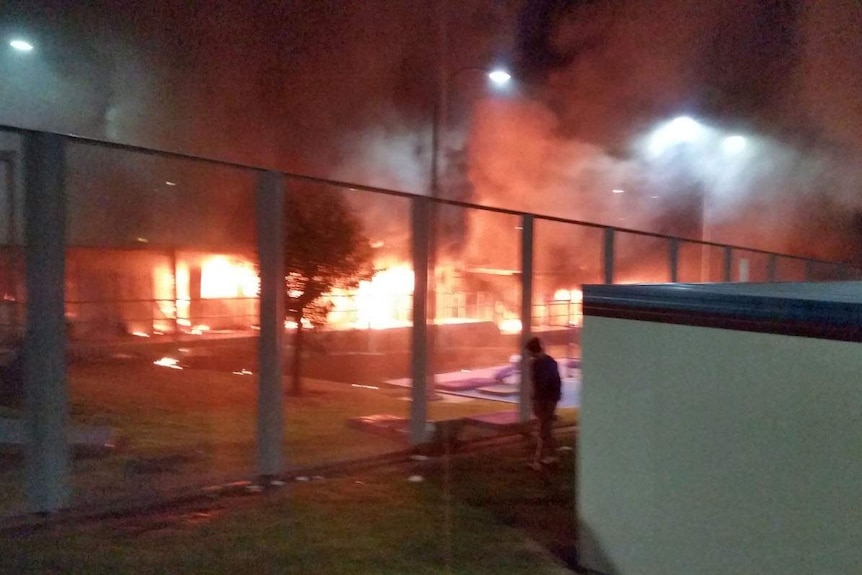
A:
[[582, 283, 862, 342]]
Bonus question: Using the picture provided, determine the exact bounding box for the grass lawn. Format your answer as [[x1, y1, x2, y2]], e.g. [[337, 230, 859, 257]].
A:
[[1, 355, 577, 518], [0, 430, 578, 574]]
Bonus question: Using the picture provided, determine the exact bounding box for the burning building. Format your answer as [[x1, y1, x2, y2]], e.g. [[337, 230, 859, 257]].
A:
[[1, 129, 584, 345]]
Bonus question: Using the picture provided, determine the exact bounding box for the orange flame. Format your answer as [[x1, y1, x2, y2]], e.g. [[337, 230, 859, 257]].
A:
[[200, 256, 258, 298]]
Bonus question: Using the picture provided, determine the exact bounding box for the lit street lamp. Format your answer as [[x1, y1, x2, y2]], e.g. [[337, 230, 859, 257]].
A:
[[488, 69, 512, 85], [9, 39, 35, 52], [415, 64, 511, 419], [722, 135, 747, 155], [430, 66, 511, 200], [645, 116, 712, 275], [646, 116, 753, 280]]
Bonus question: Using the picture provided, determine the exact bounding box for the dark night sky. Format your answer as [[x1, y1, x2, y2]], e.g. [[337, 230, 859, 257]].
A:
[[1, 0, 861, 263]]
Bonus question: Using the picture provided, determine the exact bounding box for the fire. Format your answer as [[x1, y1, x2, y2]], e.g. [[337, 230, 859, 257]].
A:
[[175, 261, 191, 328], [545, 288, 584, 327], [498, 318, 522, 334], [200, 256, 258, 298], [552, 288, 583, 303], [284, 318, 313, 330], [327, 265, 414, 329], [147, 253, 528, 336], [616, 277, 656, 285], [353, 266, 414, 329]]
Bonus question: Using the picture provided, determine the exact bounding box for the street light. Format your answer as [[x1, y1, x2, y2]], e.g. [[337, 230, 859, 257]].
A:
[[647, 115, 706, 157], [488, 69, 512, 85], [417, 64, 511, 410], [9, 39, 34, 52], [722, 135, 747, 155], [430, 66, 511, 199], [647, 119, 748, 280], [643, 115, 713, 278]]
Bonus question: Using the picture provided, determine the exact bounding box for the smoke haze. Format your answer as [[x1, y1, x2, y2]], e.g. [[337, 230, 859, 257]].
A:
[[473, 0, 862, 263], [1, 0, 860, 265]]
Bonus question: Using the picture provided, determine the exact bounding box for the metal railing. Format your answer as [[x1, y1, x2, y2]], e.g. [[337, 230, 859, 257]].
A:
[[2, 124, 860, 514]]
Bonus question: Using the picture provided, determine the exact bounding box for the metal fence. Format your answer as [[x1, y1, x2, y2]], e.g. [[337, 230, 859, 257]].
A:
[[1, 124, 859, 516]]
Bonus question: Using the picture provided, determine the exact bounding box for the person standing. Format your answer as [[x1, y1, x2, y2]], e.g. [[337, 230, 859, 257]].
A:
[[525, 336, 562, 470]]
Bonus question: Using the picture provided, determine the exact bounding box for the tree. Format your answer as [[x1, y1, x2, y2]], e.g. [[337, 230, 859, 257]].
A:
[[283, 186, 373, 396]]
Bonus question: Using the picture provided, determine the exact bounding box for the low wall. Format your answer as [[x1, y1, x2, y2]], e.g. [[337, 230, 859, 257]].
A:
[[579, 282, 862, 574]]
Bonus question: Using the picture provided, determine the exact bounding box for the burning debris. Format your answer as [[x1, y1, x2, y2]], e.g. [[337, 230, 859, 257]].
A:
[[153, 356, 182, 370]]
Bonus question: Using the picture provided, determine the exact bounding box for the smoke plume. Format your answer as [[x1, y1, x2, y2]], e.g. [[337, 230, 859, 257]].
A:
[[461, 0, 862, 270]]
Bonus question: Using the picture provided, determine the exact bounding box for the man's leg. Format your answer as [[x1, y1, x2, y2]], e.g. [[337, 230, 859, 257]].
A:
[[530, 403, 546, 470], [540, 414, 559, 463], [532, 417, 544, 465]]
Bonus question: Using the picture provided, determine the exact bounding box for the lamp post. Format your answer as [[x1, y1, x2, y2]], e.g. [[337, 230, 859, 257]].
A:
[[411, 64, 510, 441], [430, 66, 511, 201], [426, 65, 510, 337], [426, 64, 511, 331]]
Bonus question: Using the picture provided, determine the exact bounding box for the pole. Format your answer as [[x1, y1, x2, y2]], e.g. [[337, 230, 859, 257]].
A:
[[603, 227, 615, 285], [410, 196, 430, 444], [255, 170, 285, 479], [518, 215, 534, 423], [723, 246, 733, 282], [419, 0, 449, 410], [767, 254, 778, 282], [171, 248, 179, 336], [23, 131, 70, 513], [430, 0, 448, 204], [669, 238, 679, 282], [0, 151, 16, 244]]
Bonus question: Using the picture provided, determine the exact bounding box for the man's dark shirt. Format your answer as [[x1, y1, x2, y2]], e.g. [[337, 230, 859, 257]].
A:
[[531, 354, 562, 402]]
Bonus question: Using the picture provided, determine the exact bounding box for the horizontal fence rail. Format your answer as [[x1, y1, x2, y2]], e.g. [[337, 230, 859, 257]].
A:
[[0, 124, 857, 267]]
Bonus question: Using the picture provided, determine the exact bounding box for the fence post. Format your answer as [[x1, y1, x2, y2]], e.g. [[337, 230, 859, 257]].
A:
[[519, 215, 534, 423], [256, 170, 285, 479], [603, 228, 615, 285], [723, 246, 733, 282], [23, 131, 70, 513], [669, 238, 679, 283], [804, 260, 814, 281], [410, 196, 430, 444], [767, 254, 778, 282], [171, 248, 179, 335]]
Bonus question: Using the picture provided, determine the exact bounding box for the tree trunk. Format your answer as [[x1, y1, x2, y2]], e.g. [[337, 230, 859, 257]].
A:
[[290, 320, 304, 395]]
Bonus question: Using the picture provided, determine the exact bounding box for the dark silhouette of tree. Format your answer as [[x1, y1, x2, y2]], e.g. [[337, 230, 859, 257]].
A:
[[284, 186, 373, 396]]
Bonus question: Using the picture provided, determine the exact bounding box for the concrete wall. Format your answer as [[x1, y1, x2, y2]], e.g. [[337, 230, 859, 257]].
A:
[[579, 316, 862, 574]]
